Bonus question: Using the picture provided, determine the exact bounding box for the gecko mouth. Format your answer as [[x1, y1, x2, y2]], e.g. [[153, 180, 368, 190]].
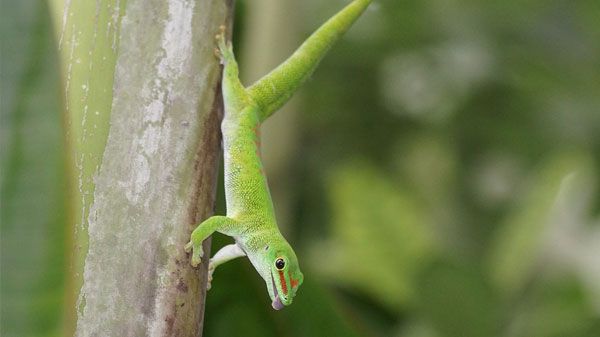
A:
[[270, 272, 284, 310]]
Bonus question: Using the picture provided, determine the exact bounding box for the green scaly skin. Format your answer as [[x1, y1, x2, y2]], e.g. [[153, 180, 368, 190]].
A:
[[185, 0, 372, 310]]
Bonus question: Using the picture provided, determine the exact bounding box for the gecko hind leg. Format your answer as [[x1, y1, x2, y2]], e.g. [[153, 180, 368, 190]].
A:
[[215, 26, 249, 112], [215, 25, 234, 65]]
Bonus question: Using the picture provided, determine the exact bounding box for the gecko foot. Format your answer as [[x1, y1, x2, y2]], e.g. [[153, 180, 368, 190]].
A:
[[206, 260, 216, 290], [215, 25, 233, 65], [184, 240, 204, 267]]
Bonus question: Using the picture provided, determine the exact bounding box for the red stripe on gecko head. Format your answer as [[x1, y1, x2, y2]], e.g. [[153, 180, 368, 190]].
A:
[[289, 271, 298, 289], [278, 270, 288, 296]]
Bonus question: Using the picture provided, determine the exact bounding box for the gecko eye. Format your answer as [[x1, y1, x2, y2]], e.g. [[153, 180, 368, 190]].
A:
[[275, 258, 285, 270]]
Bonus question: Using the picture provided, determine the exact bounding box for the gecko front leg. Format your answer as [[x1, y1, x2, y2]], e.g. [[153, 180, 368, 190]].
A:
[[185, 216, 238, 267], [207, 244, 246, 289]]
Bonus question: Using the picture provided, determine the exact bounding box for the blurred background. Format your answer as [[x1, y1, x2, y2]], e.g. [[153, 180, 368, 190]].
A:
[[2, 0, 600, 336]]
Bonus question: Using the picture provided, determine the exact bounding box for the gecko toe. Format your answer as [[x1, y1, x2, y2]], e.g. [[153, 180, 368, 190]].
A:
[[191, 254, 202, 267]]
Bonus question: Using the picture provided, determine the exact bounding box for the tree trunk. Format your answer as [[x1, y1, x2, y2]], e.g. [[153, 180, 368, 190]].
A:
[[51, 0, 234, 335]]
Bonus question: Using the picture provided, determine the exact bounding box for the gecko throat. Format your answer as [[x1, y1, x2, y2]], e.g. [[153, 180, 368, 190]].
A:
[[270, 271, 284, 310]]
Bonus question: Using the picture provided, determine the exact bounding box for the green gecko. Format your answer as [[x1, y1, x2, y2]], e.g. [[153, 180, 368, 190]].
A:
[[185, 0, 372, 310]]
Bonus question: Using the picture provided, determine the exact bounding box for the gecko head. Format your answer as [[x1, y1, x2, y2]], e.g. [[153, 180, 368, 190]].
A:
[[263, 241, 304, 310]]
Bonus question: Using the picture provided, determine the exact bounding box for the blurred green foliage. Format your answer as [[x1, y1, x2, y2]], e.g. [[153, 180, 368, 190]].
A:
[[1, 1, 66, 337], [3, 0, 600, 336]]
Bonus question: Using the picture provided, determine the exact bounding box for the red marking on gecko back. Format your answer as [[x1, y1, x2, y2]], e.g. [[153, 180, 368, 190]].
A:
[[278, 270, 288, 296]]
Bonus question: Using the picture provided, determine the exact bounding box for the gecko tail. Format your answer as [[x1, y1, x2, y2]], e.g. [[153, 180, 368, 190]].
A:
[[247, 0, 373, 122]]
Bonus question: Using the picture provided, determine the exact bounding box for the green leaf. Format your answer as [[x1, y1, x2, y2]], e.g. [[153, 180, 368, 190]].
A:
[[487, 154, 595, 295], [310, 161, 435, 310]]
